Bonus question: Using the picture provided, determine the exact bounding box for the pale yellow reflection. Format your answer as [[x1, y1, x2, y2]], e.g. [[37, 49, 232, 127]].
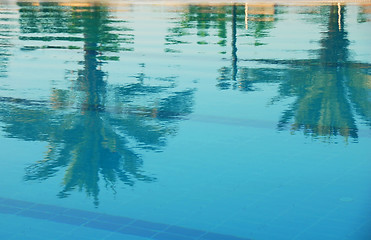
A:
[[244, 3, 275, 29], [13, 0, 371, 7], [338, 2, 342, 30]]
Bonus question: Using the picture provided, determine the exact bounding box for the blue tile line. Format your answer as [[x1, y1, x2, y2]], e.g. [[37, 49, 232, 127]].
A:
[[188, 114, 371, 138], [0, 197, 250, 240]]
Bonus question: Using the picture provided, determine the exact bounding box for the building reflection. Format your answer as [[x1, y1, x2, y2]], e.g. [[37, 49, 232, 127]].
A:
[[0, 2, 194, 206], [357, 3, 371, 23]]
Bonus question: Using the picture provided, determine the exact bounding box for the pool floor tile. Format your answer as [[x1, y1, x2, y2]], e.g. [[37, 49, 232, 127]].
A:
[[0, 231, 14, 240], [166, 225, 206, 238], [96, 213, 134, 225], [1, 199, 35, 209], [105, 232, 150, 240], [0, 196, 351, 240], [62, 208, 100, 220], [292, 231, 350, 240], [117, 226, 157, 238], [84, 220, 123, 231], [16, 209, 55, 220], [58, 225, 113, 240], [0, 205, 21, 215], [131, 219, 170, 231], [152, 231, 195, 240], [200, 232, 251, 240], [51, 214, 89, 226], [30, 204, 69, 215]]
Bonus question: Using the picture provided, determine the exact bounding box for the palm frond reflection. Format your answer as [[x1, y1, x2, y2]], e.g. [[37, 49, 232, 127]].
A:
[[0, 2, 194, 206]]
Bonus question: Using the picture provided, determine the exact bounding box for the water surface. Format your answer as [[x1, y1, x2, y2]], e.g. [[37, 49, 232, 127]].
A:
[[0, 1, 371, 240]]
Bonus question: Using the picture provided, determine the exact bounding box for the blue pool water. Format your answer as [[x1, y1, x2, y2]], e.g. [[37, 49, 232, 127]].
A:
[[0, 1, 371, 240]]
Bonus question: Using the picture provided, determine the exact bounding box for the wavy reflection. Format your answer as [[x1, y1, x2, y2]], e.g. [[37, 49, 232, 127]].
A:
[[0, 7, 16, 78], [250, 5, 371, 141], [164, 4, 371, 141], [0, 2, 194, 206], [270, 5, 371, 141], [0, 3, 370, 207], [165, 4, 277, 89]]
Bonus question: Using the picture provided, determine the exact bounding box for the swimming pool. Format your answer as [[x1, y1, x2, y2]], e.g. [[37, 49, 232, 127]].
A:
[[0, 1, 370, 239]]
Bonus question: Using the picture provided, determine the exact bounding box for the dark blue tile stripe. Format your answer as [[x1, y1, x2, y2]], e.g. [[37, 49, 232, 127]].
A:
[[30, 203, 69, 214], [166, 226, 205, 238], [200, 232, 249, 240], [131, 219, 169, 231], [18, 209, 55, 220], [0, 196, 251, 240], [118, 226, 157, 238], [190, 114, 371, 138], [96, 213, 134, 225], [0, 205, 21, 214], [85, 220, 123, 232], [153, 232, 195, 240]]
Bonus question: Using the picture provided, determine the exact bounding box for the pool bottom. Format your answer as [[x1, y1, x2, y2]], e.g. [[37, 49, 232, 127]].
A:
[[0, 196, 249, 240]]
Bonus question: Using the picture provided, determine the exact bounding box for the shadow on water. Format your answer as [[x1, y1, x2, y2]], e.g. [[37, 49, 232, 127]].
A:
[[0, 2, 194, 206]]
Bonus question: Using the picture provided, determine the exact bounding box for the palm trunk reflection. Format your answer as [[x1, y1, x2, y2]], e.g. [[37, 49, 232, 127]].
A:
[[0, 2, 194, 206], [274, 5, 370, 141]]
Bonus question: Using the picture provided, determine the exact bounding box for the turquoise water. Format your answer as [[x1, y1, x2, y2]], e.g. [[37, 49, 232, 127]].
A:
[[0, 1, 371, 240]]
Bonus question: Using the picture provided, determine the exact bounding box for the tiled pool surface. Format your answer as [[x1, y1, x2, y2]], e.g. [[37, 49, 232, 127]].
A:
[[0, 197, 251, 240], [1, 1, 371, 240]]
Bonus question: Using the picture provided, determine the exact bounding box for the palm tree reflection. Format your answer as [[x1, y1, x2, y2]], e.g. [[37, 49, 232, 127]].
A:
[[178, 4, 370, 141], [272, 5, 371, 141], [166, 4, 370, 141], [0, 2, 194, 206], [1, 4, 370, 206]]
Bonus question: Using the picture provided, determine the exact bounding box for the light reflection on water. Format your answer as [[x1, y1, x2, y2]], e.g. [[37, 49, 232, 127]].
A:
[[0, 0, 370, 229]]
